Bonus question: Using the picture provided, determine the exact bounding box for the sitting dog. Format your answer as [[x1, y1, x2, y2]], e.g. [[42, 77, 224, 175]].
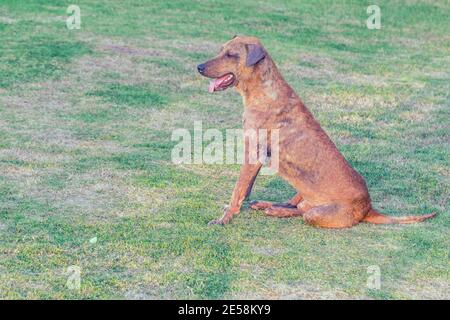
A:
[[197, 35, 436, 228]]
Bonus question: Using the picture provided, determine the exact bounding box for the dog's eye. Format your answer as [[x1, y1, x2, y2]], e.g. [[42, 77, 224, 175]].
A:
[[226, 52, 239, 58]]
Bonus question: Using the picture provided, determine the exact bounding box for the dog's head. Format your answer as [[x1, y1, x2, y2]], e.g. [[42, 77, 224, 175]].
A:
[[197, 35, 267, 93]]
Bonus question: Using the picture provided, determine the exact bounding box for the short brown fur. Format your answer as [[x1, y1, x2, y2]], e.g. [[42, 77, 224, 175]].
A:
[[198, 36, 436, 228]]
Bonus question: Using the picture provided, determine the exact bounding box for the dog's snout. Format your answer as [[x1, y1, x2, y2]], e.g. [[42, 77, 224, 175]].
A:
[[197, 63, 206, 74]]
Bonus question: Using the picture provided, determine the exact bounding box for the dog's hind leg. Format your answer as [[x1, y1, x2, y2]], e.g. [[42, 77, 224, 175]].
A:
[[264, 205, 304, 217], [249, 192, 303, 210], [303, 204, 357, 229]]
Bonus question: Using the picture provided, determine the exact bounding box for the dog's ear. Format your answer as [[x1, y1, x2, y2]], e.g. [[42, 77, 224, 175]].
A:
[[246, 44, 265, 67]]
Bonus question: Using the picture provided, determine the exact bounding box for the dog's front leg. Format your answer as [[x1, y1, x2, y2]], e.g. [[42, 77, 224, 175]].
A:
[[208, 162, 262, 225]]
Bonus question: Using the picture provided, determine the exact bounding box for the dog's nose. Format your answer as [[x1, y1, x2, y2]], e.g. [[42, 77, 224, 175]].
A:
[[197, 63, 206, 74]]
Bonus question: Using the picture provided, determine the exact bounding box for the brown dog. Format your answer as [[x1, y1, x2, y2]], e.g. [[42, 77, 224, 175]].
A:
[[197, 35, 436, 228]]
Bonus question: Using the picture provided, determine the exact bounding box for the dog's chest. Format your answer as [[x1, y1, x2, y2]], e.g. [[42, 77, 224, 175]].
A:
[[243, 107, 286, 130]]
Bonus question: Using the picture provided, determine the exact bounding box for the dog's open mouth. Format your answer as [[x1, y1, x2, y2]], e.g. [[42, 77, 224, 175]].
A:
[[208, 73, 235, 93]]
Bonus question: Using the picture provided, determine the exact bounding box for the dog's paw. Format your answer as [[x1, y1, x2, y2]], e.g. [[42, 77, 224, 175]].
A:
[[264, 207, 277, 216], [208, 214, 232, 225], [207, 206, 237, 226]]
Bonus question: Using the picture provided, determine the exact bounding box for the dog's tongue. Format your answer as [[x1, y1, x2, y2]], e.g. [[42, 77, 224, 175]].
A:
[[208, 75, 228, 93]]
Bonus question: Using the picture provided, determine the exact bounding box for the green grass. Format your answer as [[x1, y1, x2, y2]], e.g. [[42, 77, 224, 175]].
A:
[[0, 31, 91, 88], [87, 84, 168, 109], [0, 0, 449, 299]]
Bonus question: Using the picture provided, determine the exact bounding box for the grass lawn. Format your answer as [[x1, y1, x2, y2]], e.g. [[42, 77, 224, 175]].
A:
[[0, 0, 448, 299]]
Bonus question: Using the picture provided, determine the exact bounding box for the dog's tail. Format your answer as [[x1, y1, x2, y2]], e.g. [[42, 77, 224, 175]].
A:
[[362, 208, 436, 224]]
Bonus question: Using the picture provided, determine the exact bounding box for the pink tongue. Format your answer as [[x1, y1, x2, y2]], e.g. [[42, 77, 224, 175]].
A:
[[208, 75, 229, 93]]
